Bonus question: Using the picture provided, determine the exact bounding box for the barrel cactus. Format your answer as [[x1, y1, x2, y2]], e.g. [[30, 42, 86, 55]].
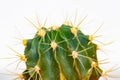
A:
[[3, 16, 119, 80], [17, 17, 104, 80]]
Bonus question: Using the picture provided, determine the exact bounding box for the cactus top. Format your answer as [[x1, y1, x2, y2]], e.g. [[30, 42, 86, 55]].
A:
[[23, 23, 102, 80]]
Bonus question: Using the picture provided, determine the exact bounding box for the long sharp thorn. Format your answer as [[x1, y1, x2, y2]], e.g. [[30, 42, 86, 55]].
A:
[[25, 17, 38, 29], [92, 23, 104, 35], [76, 15, 87, 29]]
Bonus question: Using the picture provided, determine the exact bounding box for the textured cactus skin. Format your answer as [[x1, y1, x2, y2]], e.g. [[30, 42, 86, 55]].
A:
[[23, 23, 102, 80]]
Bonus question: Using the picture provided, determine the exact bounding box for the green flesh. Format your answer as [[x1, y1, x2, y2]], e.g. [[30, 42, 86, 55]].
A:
[[23, 24, 102, 80]]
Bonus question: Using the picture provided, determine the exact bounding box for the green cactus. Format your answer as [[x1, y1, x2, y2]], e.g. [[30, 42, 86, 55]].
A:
[[20, 20, 103, 80]]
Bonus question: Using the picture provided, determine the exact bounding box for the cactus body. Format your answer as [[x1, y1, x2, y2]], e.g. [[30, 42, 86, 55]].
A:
[[23, 23, 102, 80]]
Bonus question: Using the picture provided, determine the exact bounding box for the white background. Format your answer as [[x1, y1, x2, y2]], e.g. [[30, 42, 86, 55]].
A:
[[0, 0, 120, 80]]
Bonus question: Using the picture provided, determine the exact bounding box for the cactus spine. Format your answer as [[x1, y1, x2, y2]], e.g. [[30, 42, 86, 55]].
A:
[[20, 20, 103, 80]]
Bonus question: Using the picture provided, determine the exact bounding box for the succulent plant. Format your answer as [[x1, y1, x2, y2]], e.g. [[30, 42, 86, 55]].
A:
[[2, 17, 120, 80], [19, 17, 104, 80]]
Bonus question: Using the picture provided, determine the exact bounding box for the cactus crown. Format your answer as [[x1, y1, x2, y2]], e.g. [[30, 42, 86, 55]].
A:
[[21, 20, 103, 80]]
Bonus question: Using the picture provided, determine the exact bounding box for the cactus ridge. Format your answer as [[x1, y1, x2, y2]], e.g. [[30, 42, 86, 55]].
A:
[[21, 22, 103, 80]]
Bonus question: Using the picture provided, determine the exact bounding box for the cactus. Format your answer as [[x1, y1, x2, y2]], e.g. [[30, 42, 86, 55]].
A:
[[20, 19, 103, 80], [2, 17, 119, 80]]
